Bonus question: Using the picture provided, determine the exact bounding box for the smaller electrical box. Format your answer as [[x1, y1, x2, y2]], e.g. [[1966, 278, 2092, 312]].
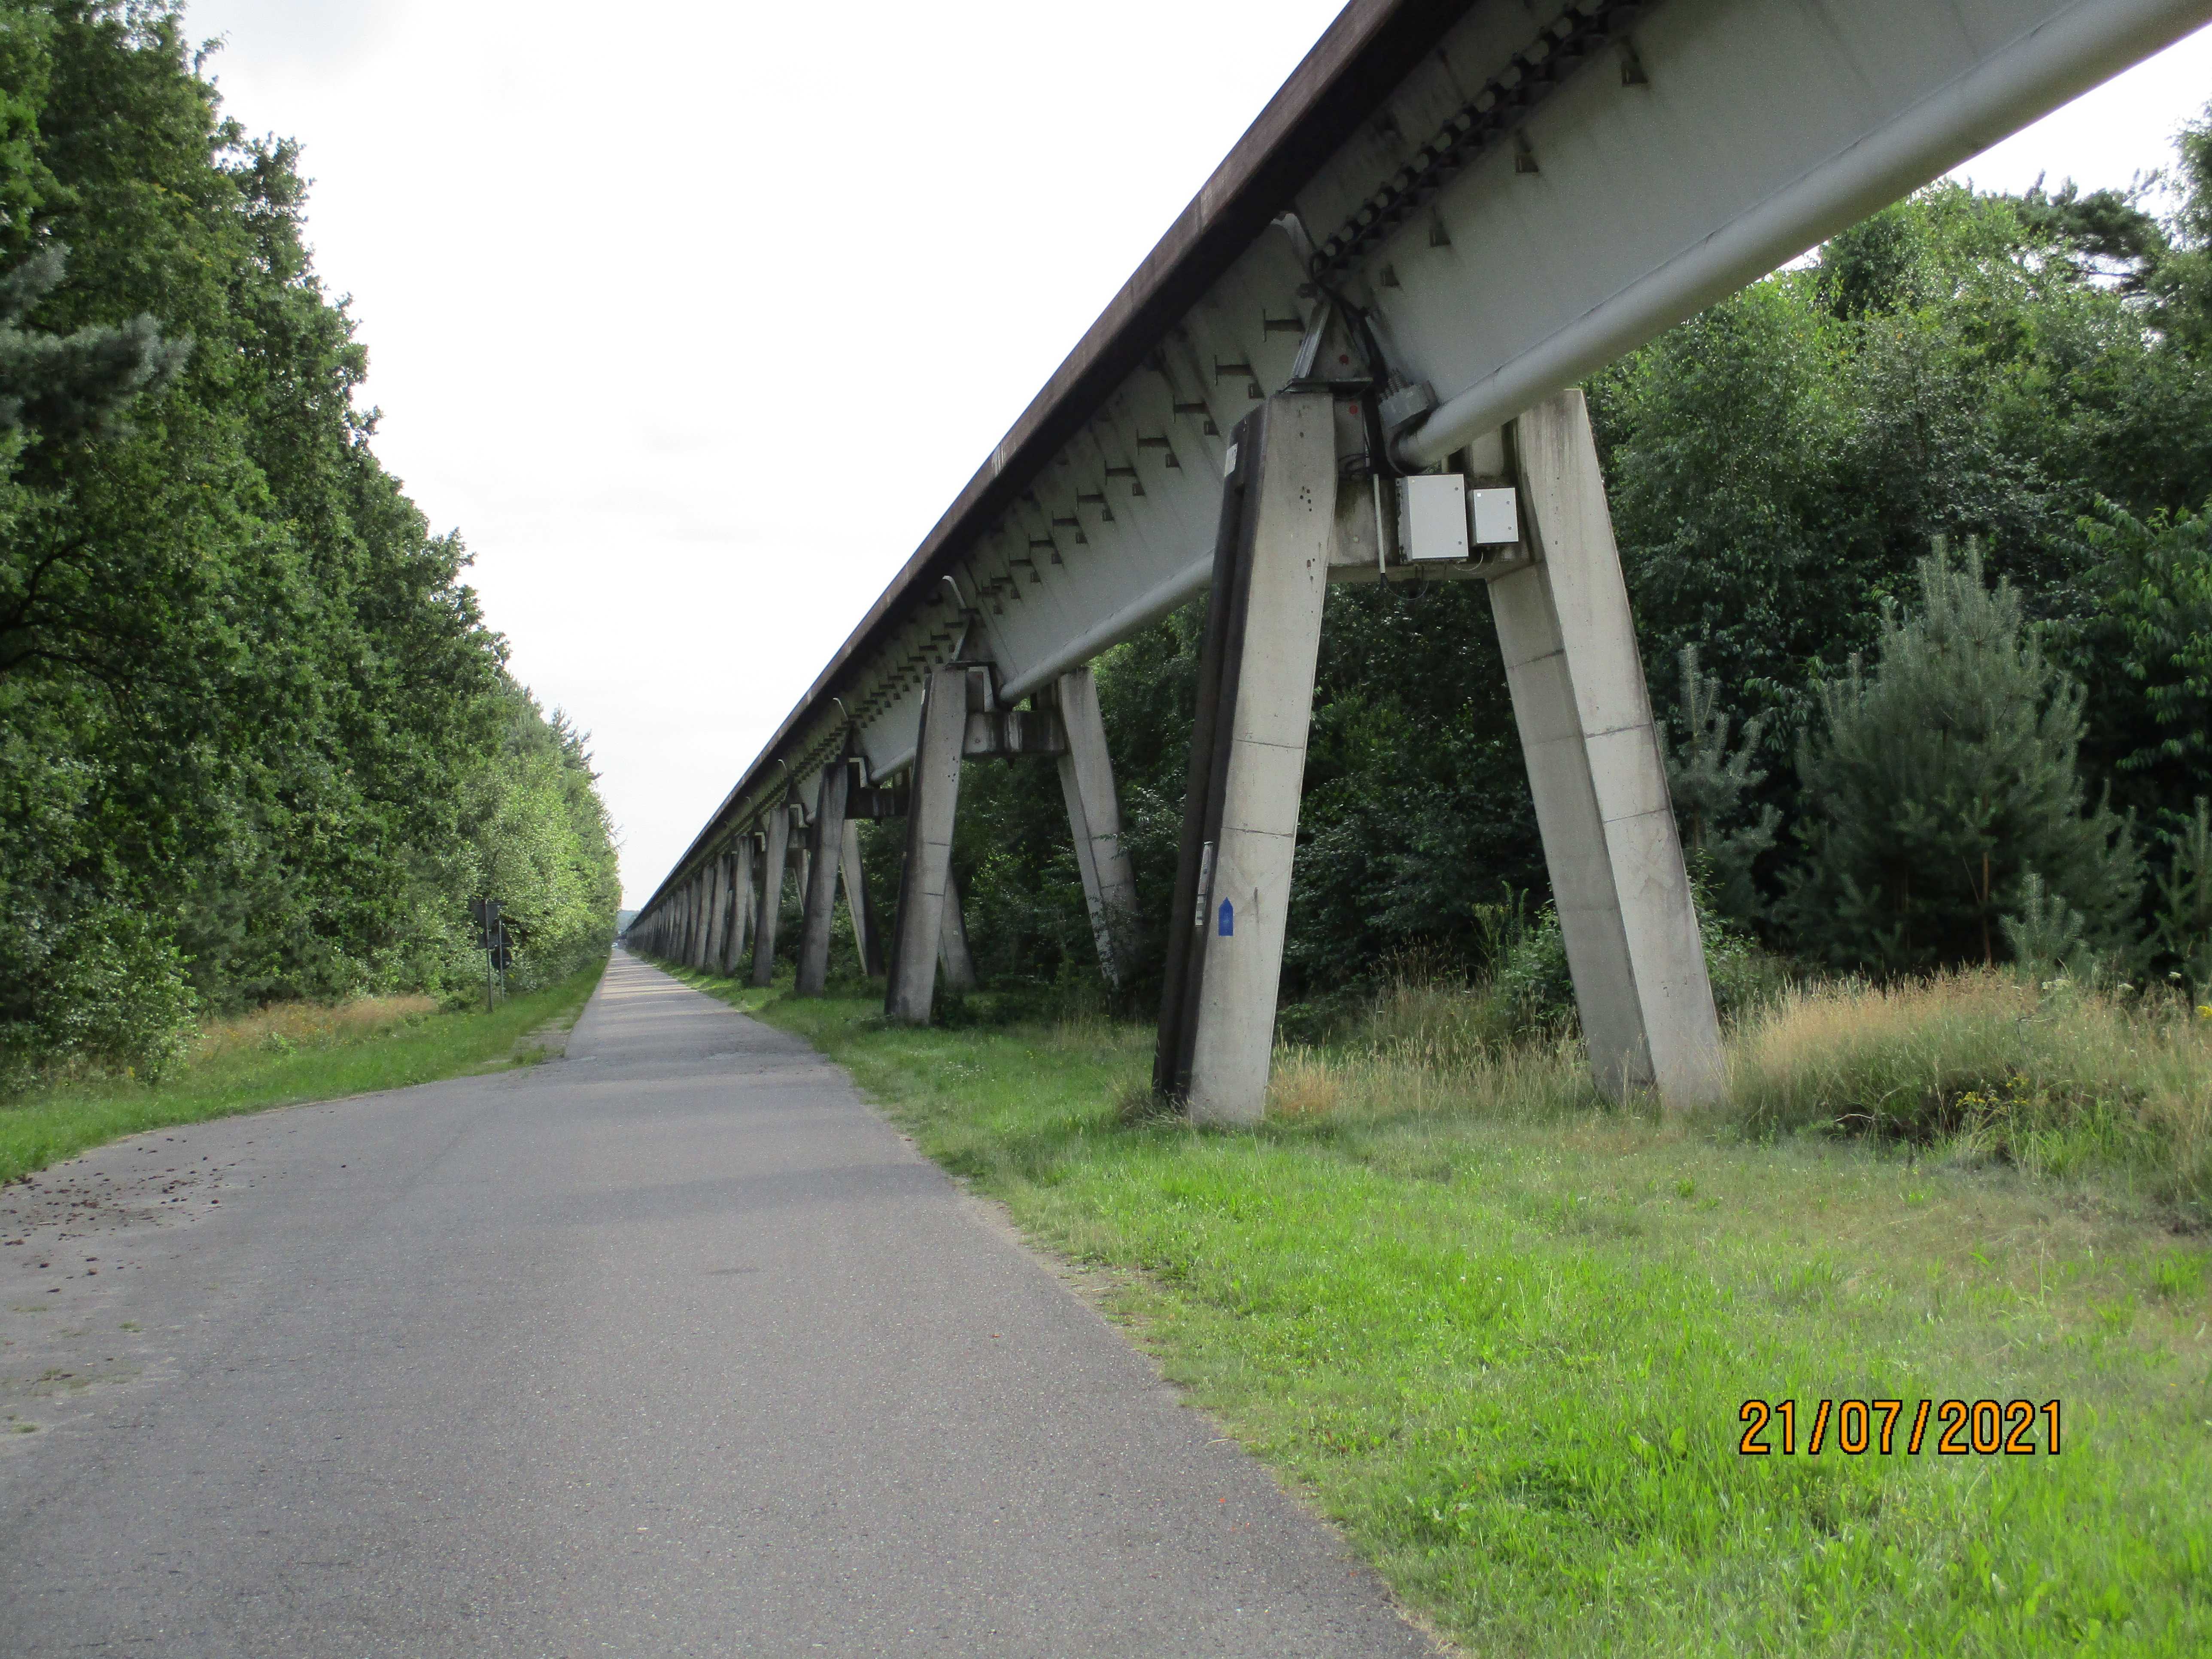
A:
[[1394, 474, 1470, 563], [1468, 486, 1519, 547]]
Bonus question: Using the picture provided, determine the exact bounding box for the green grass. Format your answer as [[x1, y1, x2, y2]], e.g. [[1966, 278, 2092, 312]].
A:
[[0, 958, 606, 1185], [670, 963, 2212, 1657]]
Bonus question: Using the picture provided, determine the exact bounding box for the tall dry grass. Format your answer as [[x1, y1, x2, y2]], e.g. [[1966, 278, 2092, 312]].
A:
[[1726, 972, 2212, 1198], [1265, 974, 1604, 1124], [1264, 966, 2212, 1204], [193, 995, 439, 1063]]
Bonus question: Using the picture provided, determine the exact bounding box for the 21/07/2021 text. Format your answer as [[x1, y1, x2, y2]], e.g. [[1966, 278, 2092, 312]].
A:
[[1737, 1398, 2061, 1457]]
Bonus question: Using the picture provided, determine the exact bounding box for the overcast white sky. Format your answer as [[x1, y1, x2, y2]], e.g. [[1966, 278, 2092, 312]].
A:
[[180, 2, 2212, 908]]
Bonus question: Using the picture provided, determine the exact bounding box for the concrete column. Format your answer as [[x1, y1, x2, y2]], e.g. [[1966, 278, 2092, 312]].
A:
[[1489, 389, 1724, 1106], [939, 868, 978, 993], [1188, 392, 1333, 1124], [839, 816, 883, 977], [750, 797, 795, 987], [694, 863, 720, 971], [707, 852, 731, 974], [723, 838, 754, 975], [886, 664, 966, 1023], [796, 758, 851, 996], [1054, 667, 1138, 985], [700, 858, 723, 971]]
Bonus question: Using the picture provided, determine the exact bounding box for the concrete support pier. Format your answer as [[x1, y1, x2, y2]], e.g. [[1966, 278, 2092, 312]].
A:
[[1055, 667, 1138, 985], [1156, 392, 1335, 1124], [840, 815, 882, 978], [939, 869, 979, 994], [721, 838, 754, 976], [797, 756, 851, 997], [750, 795, 796, 987], [696, 859, 723, 973], [1489, 390, 1724, 1106], [886, 664, 966, 1023]]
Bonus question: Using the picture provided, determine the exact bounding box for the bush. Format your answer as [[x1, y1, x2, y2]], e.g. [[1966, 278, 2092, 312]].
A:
[[1491, 892, 1790, 1032], [1781, 540, 2140, 972], [0, 903, 198, 1091]]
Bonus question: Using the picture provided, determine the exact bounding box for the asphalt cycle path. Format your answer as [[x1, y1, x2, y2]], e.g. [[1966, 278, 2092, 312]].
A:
[[0, 950, 1436, 1657]]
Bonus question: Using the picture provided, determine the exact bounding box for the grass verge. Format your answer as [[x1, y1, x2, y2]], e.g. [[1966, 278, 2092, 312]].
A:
[[0, 957, 607, 1185], [668, 960, 2212, 1657]]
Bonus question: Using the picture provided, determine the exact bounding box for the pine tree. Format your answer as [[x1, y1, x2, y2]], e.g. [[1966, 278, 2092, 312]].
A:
[[1665, 642, 1778, 926], [2152, 798, 2212, 996], [1781, 538, 2139, 971]]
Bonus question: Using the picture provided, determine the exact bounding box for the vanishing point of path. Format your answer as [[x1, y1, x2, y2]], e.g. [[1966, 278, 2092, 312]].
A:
[[0, 951, 1437, 1656]]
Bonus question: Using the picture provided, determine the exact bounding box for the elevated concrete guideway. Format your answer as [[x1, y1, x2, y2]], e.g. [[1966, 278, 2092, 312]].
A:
[[0, 953, 1438, 1656], [636, 0, 2212, 1111]]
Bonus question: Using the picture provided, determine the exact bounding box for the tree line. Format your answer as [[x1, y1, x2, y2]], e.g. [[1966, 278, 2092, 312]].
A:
[[0, 2, 619, 1090], [912, 103, 2212, 1011]]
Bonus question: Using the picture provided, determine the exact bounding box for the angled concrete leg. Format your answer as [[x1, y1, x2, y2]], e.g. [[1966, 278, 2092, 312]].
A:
[[716, 850, 738, 972], [702, 857, 725, 972], [939, 869, 978, 993], [750, 801, 795, 987], [724, 837, 754, 975], [1055, 667, 1138, 986], [797, 759, 850, 996], [1490, 389, 1724, 1106], [697, 861, 723, 971], [840, 817, 882, 977], [886, 665, 965, 1023], [1156, 392, 1335, 1124]]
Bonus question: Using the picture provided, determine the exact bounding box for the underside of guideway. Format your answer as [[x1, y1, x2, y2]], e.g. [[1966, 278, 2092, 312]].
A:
[[634, 0, 2212, 1114]]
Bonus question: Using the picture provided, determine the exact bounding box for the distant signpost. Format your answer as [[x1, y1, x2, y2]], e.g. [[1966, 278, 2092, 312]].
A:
[[469, 898, 507, 1013]]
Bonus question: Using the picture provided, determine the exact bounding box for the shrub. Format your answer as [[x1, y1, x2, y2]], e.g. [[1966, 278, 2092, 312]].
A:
[[1782, 540, 2140, 972], [1492, 893, 1789, 1032], [0, 903, 198, 1092]]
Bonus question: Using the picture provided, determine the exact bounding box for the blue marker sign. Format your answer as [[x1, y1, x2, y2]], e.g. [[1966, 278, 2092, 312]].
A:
[[1218, 899, 1234, 937]]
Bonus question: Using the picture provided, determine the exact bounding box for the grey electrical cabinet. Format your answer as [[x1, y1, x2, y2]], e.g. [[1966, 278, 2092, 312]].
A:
[[1394, 474, 1470, 563], [1468, 486, 1519, 547]]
